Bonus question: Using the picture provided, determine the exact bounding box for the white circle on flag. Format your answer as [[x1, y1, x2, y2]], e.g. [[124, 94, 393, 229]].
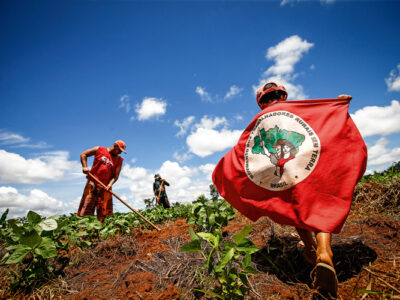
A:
[[244, 111, 321, 191]]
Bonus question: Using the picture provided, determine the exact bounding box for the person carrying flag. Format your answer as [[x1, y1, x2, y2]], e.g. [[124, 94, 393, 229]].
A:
[[153, 174, 170, 208], [77, 140, 126, 222], [213, 81, 367, 299]]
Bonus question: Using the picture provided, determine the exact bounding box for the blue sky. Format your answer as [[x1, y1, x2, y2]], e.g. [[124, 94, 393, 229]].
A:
[[1, 0, 400, 218]]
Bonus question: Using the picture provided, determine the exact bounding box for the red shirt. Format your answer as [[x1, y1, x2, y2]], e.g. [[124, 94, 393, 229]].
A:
[[88, 147, 123, 187]]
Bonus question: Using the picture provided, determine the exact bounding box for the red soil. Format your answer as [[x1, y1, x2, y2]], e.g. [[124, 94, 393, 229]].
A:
[[1, 204, 399, 299]]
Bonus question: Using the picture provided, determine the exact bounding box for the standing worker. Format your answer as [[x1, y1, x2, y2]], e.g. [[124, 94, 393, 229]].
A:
[[153, 174, 170, 208], [77, 140, 126, 222], [213, 82, 367, 300]]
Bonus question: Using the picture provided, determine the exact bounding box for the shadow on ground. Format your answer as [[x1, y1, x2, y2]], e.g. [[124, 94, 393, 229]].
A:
[[252, 235, 377, 286]]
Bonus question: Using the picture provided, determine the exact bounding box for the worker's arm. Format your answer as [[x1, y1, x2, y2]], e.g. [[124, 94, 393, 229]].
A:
[[80, 147, 99, 174], [106, 162, 122, 190]]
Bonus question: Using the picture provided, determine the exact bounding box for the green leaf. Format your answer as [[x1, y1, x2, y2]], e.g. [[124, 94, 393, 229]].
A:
[[39, 219, 58, 231], [197, 232, 218, 248], [233, 225, 252, 244], [188, 227, 199, 241], [79, 240, 92, 247], [208, 213, 216, 225], [4, 245, 32, 264], [27, 211, 42, 225], [180, 239, 202, 253], [34, 237, 57, 258], [357, 290, 384, 295], [242, 253, 251, 268], [207, 255, 214, 274], [215, 248, 235, 272], [236, 238, 259, 254], [55, 219, 69, 232], [244, 266, 258, 274], [0, 209, 9, 224], [8, 220, 24, 237], [19, 230, 42, 248]]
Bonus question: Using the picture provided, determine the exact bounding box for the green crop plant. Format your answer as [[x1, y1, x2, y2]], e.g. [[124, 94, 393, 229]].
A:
[[181, 225, 259, 299], [187, 194, 236, 232], [0, 211, 76, 290]]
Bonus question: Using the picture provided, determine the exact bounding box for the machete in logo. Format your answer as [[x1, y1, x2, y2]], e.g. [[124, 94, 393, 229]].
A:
[[244, 111, 321, 191]]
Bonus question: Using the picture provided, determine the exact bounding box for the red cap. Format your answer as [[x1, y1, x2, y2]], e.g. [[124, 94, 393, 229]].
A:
[[114, 140, 127, 153], [256, 82, 288, 108]]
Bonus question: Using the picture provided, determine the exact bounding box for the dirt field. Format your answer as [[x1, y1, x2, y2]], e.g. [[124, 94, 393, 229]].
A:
[[1, 180, 399, 299]]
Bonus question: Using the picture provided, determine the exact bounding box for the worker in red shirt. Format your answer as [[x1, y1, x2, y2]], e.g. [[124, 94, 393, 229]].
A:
[[257, 82, 352, 299], [77, 140, 126, 222]]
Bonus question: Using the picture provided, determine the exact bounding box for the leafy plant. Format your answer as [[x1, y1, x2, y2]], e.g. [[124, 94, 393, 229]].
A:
[[359, 161, 400, 184], [1, 211, 71, 289], [0, 200, 195, 291], [181, 225, 259, 299], [187, 194, 236, 232]]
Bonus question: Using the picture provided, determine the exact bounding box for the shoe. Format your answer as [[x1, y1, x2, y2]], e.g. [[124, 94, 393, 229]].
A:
[[311, 262, 338, 299]]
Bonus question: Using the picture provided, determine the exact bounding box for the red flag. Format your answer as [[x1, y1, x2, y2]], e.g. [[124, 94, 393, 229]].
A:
[[212, 98, 367, 234]]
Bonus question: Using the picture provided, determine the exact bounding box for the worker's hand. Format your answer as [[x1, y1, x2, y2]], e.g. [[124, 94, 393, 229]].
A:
[[338, 94, 352, 100], [82, 167, 89, 174], [161, 179, 165, 182], [106, 183, 112, 191]]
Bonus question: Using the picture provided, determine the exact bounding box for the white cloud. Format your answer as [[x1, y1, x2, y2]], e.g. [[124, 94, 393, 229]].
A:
[[0, 150, 80, 184], [367, 137, 400, 167], [0, 186, 67, 219], [174, 116, 195, 137], [119, 94, 131, 113], [385, 64, 400, 92], [135, 97, 167, 121], [195, 116, 227, 130], [186, 116, 242, 157], [118, 164, 154, 207], [173, 151, 193, 163], [198, 163, 216, 181], [265, 35, 314, 76], [196, 86, 212, 102], [235, 114, 243, 121], [0, 129, 50, 149], [255, 35, 314, 100], [351, 100, 400, 137], [224, 85, 243, 100], [187, 129, 241, 157], [196, 85, 243, 103]]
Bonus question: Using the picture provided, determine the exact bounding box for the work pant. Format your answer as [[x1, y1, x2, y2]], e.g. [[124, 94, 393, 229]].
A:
[[77, 180, 113, 222], [157, 195, 170, 209]]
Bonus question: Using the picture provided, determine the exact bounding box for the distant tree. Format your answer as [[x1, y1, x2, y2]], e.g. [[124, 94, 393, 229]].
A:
[[144, 198, 155, 210], [209, 184, 219, 200]]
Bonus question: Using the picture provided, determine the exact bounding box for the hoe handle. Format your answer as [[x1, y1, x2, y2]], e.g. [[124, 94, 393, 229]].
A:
[[88, 172, 161, 231]]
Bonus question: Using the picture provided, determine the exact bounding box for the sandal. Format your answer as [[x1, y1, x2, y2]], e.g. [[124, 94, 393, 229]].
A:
[[311, 262, 338, 299]]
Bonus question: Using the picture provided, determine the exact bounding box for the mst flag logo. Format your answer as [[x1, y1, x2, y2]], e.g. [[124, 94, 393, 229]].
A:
[[245, 111, 321, 191]]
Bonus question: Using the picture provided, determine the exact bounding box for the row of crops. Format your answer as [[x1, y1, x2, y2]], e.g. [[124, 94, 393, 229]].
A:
[[1, 163, 399, 298], [0, 202, 193, 290], [0, 189, 260, 299]]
